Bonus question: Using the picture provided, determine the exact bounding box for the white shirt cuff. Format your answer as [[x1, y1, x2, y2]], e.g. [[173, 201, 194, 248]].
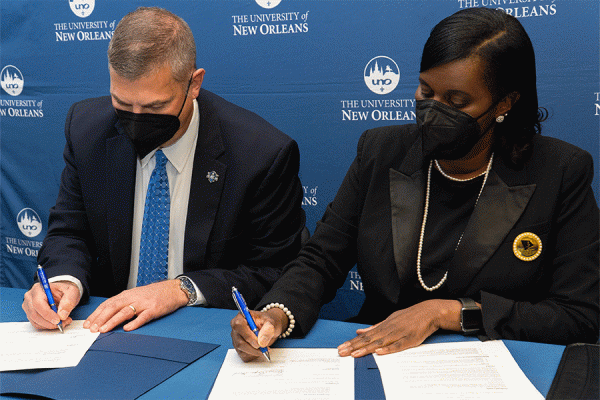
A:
[[48, 275, 84, 299]]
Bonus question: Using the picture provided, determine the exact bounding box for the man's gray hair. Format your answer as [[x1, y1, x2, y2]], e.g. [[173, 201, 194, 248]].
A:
[[108, 7, 196, 83]]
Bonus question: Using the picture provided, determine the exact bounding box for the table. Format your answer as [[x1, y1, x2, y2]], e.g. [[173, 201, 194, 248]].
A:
[[0, 287, 564, 399]]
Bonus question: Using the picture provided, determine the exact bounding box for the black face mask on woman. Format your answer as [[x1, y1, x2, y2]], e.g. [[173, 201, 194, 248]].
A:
[[416, 98, 499, 160], [116, 76, 193, 159]]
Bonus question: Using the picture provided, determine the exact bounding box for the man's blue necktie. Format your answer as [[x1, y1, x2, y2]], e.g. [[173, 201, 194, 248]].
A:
[[137, 150, 170, 286]]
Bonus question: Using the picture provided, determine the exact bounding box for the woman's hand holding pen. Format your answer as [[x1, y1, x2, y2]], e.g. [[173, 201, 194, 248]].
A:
[[337, 299, 463, 358], [231, 308, 288, 362]]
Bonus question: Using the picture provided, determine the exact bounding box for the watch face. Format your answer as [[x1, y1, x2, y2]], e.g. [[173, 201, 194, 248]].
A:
[[461, 308, 482, 331], [179, 277, 196, 304], [181, 279, 193, 292]]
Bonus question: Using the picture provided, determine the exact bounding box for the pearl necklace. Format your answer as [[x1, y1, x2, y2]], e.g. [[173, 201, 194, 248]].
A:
[[416, 153, 494, 292], [434, 159, 487, 181]]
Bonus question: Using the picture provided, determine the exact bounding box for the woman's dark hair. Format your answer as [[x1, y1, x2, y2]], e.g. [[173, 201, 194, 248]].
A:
[[420, 7, 546, 168]]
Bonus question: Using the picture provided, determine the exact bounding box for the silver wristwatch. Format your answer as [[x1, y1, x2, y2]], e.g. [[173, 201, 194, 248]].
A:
[[177, 276, 197, 306]]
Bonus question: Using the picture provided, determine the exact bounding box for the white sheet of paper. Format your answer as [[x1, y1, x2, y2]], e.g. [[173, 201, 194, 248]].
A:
[[374, 340, 544, 400], [0, 320, 100, 371], [208, 348, 354, 400]]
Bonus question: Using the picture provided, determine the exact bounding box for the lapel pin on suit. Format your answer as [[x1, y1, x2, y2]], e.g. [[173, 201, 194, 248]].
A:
[[513, 232, 542, 261], [206, 171, 219, 183]]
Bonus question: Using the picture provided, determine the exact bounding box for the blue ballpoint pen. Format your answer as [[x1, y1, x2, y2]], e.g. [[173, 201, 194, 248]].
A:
[[232, 286, 270, 361], [36, 265, 64, 333]]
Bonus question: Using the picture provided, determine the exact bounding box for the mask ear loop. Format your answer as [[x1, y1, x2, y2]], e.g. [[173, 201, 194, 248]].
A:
[[475, 90, 518, 124], [175, 73, 194, 119], [473, 95, 509, 137], [473, 96, 503, 121]]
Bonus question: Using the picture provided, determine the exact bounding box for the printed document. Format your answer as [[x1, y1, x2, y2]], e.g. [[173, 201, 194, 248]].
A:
[[374, 340, 544, 399], [208, 348, 353, 400], [0, 320, 100, 371]]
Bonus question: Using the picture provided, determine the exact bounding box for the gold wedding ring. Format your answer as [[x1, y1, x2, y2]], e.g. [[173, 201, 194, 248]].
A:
[[128, 304, 137, 316]]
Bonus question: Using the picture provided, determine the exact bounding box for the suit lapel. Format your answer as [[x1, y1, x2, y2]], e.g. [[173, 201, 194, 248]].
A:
[[182, 94, 227, 270], [389, 138, 537, 296], [106, 131, 136, 291], [389, 137, 426, 289], [446, 165, 536, 294]]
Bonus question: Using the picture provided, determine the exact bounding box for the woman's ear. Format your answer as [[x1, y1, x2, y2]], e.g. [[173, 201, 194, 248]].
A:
[[497, 91, 521, 116]]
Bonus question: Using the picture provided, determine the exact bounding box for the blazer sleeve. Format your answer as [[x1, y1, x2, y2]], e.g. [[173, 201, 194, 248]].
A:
[[256, 131, 371, 336], [481, 149, 599, 344], [184, 139, 307, 309], [37, 102, 95, 298]]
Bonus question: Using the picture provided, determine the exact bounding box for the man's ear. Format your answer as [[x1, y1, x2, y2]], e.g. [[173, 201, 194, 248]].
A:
[[190, 68, 205, 99]]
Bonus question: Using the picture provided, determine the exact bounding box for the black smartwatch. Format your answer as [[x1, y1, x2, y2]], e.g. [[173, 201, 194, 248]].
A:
[[458, 298, 482, 335]]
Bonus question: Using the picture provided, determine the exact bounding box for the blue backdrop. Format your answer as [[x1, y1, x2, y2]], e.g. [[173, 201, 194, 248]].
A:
[[2, 0, 598, 320]]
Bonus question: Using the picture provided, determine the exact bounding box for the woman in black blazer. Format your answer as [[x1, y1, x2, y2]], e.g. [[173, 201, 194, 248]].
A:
[[231, 7, 599, 361]]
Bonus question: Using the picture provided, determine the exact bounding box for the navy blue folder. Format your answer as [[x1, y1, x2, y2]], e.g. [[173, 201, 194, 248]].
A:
[[355, 354, 386, 400], [0, 331, 219, 399]]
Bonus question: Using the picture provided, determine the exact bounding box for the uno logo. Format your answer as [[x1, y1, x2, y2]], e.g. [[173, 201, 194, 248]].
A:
[[69, 0, 95, 18], [1, 65, 24, 96], [17, 208, 43, 238], [364, 56, 400, 95]]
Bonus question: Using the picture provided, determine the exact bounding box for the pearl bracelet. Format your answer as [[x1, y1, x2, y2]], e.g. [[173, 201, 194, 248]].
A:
[[261, 303, 295, 338]]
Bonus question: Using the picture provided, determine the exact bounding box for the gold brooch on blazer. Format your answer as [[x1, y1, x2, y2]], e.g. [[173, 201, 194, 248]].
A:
[[513, 232, 542, 261]]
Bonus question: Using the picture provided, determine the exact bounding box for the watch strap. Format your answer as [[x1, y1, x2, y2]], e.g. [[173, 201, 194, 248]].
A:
[[458, 297, 482, 335], [177, 276, 197, 306]]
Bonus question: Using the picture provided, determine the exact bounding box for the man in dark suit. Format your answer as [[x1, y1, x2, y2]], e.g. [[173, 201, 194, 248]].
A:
[[22, 7, 305, 333]]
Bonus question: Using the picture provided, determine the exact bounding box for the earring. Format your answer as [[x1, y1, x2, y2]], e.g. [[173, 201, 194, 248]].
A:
[[496, 114, 506, 123]]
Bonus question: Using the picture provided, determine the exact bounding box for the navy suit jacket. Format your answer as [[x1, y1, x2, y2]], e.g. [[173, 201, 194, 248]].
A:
[[38, 89, 306, 309], [260, 125, 599, 346]]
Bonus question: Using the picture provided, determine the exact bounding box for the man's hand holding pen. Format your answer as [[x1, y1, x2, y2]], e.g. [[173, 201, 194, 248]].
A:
[[22, 279, 80, 332]]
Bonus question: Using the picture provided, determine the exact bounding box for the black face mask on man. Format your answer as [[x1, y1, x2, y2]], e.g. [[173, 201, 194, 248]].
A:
[[416, 99, 499, 160], [116, 75, 193, 159]]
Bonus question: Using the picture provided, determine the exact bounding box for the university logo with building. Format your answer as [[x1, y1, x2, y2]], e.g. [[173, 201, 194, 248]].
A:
[[17, 209, 43, 238], [364, 56, 400, 95], [55, 1, 115, 42], [1, 65, 23, 97], [69, 0, 95, 18], [5, 208, 44, 259], [339, 56, 415, 123], [0, 65, 44, 118]]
